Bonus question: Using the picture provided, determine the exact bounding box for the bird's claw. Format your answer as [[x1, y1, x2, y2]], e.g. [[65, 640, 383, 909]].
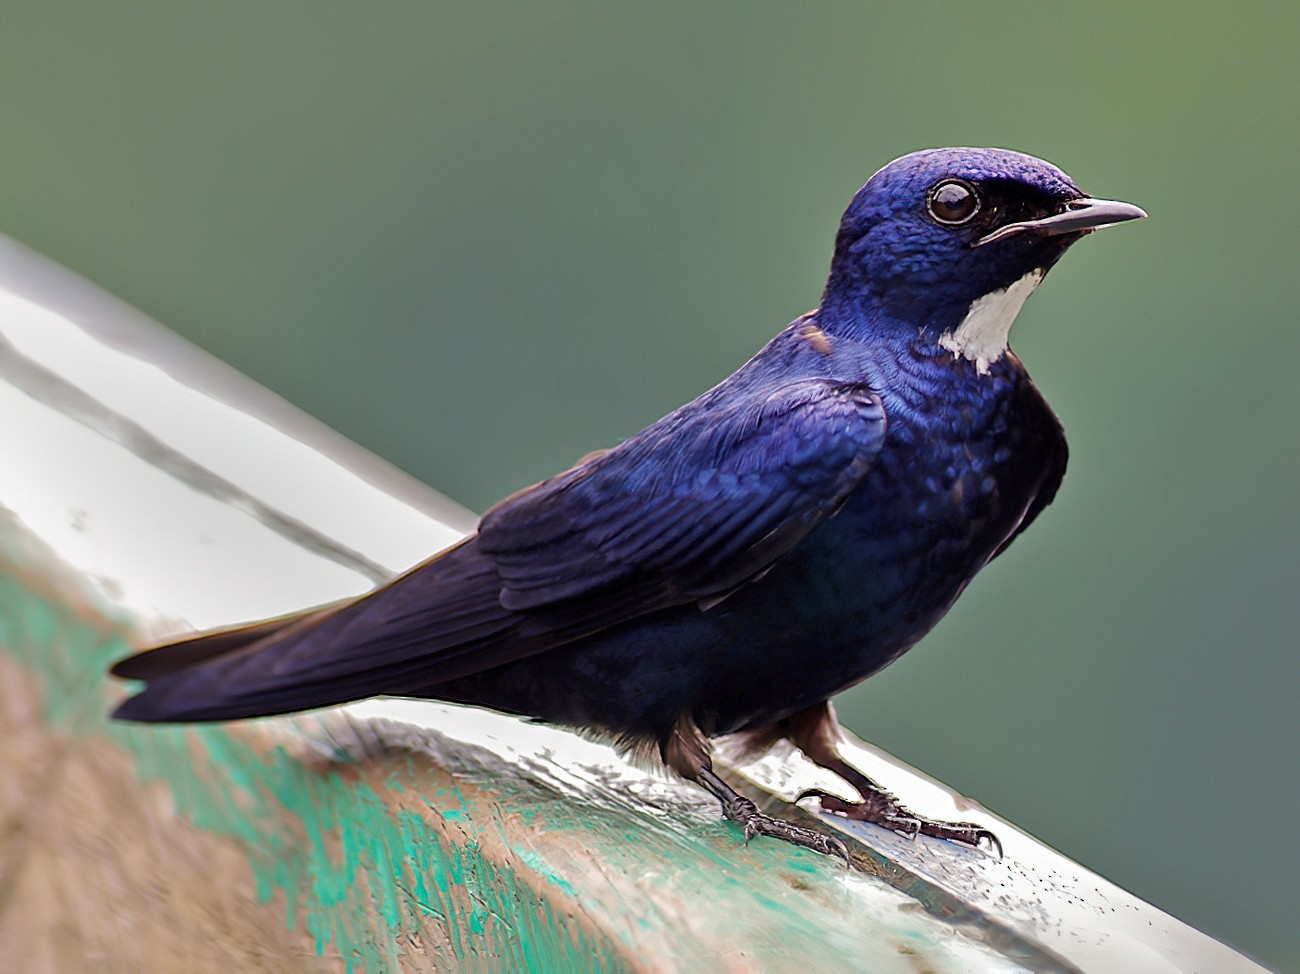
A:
[[797, 787, 1002, 857], [721, 793, 851, 864]]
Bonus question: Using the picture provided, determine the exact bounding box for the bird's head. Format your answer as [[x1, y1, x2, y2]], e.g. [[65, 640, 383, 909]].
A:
[[822, 147, 1144, 361]]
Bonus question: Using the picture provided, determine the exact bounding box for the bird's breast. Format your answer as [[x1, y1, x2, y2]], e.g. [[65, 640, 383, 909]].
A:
[[789, 350, 1063, 644]]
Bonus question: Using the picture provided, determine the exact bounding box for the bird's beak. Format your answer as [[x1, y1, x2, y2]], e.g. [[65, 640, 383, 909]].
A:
[[973, 197, 1147, 248]]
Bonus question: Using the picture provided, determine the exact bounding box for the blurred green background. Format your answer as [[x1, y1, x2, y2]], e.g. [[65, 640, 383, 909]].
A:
[[3, 3, 1296, 968]]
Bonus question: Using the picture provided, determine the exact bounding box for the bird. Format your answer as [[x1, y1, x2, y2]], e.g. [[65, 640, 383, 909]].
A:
[[111, 147, 1145, 860]]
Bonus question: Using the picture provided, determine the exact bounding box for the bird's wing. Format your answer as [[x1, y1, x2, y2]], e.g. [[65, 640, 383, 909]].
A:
[[479, 377, 886, 614], [112, 378, 885, 722]]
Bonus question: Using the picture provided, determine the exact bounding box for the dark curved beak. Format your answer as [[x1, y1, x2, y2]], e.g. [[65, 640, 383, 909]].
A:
[[974, 197, 1147, 248]]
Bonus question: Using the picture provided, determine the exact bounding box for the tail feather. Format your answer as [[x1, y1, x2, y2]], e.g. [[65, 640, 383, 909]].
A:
[[109, 536, 538, 723], [109, 608, 331, 680]]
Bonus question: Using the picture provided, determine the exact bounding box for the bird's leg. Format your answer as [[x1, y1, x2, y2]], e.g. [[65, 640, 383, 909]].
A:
[[662, 716, 849, 862], [782, 702, 1002, 856]]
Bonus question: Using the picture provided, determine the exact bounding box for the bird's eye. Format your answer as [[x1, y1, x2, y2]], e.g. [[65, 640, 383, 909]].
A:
[[927, 180, 980, 226]]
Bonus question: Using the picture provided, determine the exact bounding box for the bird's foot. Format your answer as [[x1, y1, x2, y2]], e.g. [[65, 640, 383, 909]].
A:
[[722, 790, 852, 858], [697, 769, 849, 862], [798, 787, 1002, 857], [722, 791, 851, 863]]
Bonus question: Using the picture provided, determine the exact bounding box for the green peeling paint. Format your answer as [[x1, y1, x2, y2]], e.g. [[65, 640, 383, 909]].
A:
[[0, 552, 626, 972]]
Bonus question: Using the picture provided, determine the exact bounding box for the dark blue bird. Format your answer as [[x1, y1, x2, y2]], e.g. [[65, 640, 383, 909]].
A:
[[112, 148, 1144, 858]]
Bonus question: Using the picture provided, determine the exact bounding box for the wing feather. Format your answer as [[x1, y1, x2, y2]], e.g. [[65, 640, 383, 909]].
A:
[[113, 375, 886, 722], [480, 378, 885, 611]]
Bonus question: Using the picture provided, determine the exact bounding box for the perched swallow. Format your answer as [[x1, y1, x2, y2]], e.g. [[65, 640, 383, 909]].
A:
[[112, 148, 1144, 859]]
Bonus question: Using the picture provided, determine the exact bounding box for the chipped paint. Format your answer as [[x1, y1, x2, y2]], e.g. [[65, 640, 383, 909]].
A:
[[0, 547, 625, 973], [0, 525, 1061, 972]]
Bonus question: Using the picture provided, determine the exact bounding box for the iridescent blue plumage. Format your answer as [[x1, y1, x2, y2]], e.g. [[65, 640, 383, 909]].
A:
[[111, 148, 1144, 857]]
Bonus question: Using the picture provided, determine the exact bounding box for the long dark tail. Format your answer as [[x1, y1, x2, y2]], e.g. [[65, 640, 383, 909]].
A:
[[108, 537, 537, 724]]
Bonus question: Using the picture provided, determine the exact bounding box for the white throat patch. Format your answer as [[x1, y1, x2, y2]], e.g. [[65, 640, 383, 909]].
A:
[[939, 268, 1044, 375]]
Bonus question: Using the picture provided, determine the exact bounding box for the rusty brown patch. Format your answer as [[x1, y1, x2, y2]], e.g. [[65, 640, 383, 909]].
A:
[[797, 323, 833, 356]]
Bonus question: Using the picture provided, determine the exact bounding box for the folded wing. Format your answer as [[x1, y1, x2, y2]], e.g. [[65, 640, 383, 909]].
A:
[[112, 378, 886, 722]]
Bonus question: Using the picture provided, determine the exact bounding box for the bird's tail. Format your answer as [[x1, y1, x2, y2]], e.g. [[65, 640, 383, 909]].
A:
[[108, 536, 533, 724]]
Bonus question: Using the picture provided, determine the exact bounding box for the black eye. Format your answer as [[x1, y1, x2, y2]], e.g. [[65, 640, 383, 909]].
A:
[[927, 179, 980, 225]]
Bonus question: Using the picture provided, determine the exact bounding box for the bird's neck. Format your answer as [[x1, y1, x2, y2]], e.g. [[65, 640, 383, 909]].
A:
[[817, 266, 1043, 377]]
